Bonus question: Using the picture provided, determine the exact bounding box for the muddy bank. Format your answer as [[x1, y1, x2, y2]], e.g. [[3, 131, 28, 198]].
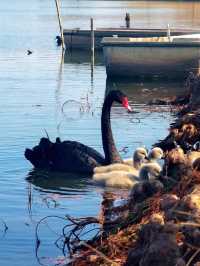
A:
[[67, 74, 200, 266]]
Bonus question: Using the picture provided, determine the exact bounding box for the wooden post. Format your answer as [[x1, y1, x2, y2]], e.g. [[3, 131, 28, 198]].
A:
[[125, 13, 130, 28], [55, 0, 65, 51]]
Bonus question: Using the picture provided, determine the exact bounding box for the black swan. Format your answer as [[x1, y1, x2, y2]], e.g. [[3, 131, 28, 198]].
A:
[[24, 90, 132, 174]]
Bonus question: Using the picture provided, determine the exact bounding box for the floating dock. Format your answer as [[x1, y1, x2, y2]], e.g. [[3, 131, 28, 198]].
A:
[[63, 27, 200, 50]]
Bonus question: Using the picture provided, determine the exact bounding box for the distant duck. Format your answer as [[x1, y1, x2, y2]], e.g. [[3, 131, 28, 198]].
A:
[[92, 162, 162, 188], [27, 50, 33, 55], [56, 35, 62, 46], [94, 147, 148, 174]]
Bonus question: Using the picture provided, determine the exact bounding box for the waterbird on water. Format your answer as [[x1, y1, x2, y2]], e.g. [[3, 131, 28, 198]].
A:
[[94, 147, 148, 174], [95, 147, 163, 174], [25, 90, 132, 174], [56, 35, 62, 46], [27, 50, 33, 55], [93, 162, 162, 188]]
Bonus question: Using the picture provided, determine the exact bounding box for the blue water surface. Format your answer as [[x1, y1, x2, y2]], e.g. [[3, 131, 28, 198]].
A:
[[0, 1, 199, 265]]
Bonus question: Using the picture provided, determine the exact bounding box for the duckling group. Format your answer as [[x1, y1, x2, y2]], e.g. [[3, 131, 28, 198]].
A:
[[92, 147, 164, 189]]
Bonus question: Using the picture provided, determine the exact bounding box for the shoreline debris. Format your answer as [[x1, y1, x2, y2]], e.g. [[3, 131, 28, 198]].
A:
[[66, 74, 200, 266], [34, 73, 200, 266]]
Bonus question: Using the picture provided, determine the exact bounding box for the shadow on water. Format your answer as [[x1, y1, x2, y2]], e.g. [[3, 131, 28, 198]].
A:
[[64, 49, 104, 65], [26, 169, 92, 195], [105, 77, 189, 104]]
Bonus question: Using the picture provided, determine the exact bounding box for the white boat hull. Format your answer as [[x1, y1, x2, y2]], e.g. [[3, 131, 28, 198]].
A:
[[103, 36, 200, 79]]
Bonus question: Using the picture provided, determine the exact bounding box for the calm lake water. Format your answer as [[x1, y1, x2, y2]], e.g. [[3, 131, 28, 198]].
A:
[[0, 1, 200, 265]]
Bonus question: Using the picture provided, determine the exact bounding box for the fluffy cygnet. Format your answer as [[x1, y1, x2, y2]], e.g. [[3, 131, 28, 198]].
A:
[[123, 147, 148, 167], [93, 171, 138, 188], [94, 147, 148, 174], [124, 147, 163, 167], [92, 162, 162, 188], [148, 147, 164, 162], [139, 162, 162, 181]]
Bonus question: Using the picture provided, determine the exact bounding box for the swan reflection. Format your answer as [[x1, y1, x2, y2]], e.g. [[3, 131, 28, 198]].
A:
[[26, 169, 92, 195]]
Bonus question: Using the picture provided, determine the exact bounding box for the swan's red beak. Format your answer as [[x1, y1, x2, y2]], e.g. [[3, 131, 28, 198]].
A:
[[122, 97, 132, 112]]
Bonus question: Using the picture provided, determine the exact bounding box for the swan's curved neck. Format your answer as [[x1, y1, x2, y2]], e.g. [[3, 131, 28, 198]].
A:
[[101, 95, 122, 164]]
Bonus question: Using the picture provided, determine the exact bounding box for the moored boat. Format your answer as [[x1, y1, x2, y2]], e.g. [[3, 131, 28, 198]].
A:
[[63, 27, 200, 50], [102, 34, 200, 79]]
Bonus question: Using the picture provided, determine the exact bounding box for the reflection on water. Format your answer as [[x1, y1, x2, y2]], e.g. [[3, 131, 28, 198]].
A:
[[106, 77, 189, 104], [60, 1, 200, 29], [27, 169, 92, 195], [64, 50, 103, 65]]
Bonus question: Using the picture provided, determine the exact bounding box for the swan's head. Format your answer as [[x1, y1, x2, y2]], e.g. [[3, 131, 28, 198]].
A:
[[139, 163, 162, 181], [134, 147, 148, 162], [24, 138, 53, 169], [148, 147, 164, 161], [109, 90, 132, 112]]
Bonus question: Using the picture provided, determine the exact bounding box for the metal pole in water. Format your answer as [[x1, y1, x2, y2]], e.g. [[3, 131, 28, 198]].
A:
[[167, 23, 171, 41], [90, 18, 95, 78], [55, 0, 65, 51], [90, 18, 95, 54]]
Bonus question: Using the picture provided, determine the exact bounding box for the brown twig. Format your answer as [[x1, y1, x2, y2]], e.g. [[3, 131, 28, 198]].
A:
[[81, 241, 120, 266], [186, 248, 200, 266]]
